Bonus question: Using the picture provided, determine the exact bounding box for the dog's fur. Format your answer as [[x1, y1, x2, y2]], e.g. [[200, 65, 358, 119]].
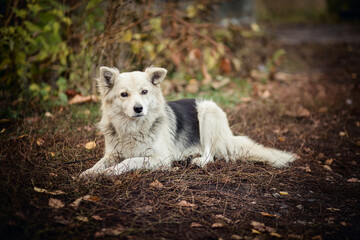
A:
[[80, 66, 295, 177]]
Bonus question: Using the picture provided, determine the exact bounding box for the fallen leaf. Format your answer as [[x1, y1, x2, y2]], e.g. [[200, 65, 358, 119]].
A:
[[312, 235, 322, 240], [339, 131, 346, 137], [87, 196, 101, 202], [211, 222, 224, 228], [190, 222, 203, 228], [279, 191, 288, 196], [251, 229, 261, 234], [215, 214, 232, 223], [178, 200, 197, 208], [324, 158, 334, 165], [323, 165, 332, 171], [45, 112, 53, 118], [326, 207, 340, 212], [50, 152, 55, 157], [0, 128, 5, 134], [92, 215, 103, 221], [69, 197, 83, 208], [270, 232, 282, 238], [36, 138, 45, 146], [230, 235, 242, 240], [251, 221, 266, 232], [278, 136, 286, 142], [260, 212, 278, 218], [212, 77, 230, 89], [34, 187, 65, 195], [76, 216, 88, 222], [49, 198, 65, 209], [135, 205, 153, 215], [286, 105, 310, 118], [220, 58, 232, 74], [149, 180, 164, 189], [54, 215, 70, 225], [85, 141, 96, 150], [347, 178, 360, 183]]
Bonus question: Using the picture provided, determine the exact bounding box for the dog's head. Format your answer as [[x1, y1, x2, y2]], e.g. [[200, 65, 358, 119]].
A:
[[97, 66, 167, 119]]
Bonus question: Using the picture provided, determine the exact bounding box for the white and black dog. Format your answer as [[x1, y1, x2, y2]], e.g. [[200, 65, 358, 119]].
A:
[[80, 67, 295, 177]]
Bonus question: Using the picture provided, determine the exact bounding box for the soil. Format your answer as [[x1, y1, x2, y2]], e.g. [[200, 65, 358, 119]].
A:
[[1, 24, 360, 240]]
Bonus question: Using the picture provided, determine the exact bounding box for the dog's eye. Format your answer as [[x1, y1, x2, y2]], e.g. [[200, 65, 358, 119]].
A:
[[141, 90, 148, 95], [120, 92, 128, 97]]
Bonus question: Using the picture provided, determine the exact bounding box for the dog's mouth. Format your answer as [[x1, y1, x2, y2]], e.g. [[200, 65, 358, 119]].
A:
[[132, 114, 144, 118]]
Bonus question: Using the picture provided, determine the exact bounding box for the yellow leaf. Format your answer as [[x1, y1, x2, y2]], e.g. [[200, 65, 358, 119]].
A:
[[279, 191, 288, 196], [149, 180, 164, 189], [270, 232, 282, 238], [85, 141, 96, 150], [178, 200, 197, 208], [278, 136, 286, 142], [0, 128, 5, 134], [211, 222, 224, 228], [49, 198, 65, 208], [36, 138, 45, 146], [252, 229, 261, 234], [190, 222, 203, 228], [260, 212, 278, 218], [76, 216, 88, 222]]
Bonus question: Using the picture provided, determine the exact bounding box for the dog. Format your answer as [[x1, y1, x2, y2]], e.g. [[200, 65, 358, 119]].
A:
[[80, 66, 295, 177]]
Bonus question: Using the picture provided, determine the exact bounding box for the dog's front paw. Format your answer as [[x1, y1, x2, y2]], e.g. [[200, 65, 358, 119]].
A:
[[192, 156, 212, 168], [79, 169, 97, 179]]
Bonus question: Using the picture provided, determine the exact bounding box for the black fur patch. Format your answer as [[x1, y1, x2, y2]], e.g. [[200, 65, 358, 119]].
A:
[[103, 71, 114, 89], [167, 99, 200, 147], [151, 72, 160, 85], [104, 122, 117, 139]]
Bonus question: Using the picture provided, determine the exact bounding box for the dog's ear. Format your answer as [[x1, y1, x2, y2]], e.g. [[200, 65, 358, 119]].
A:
[[145, 67, 167, 85], [98, 66, 118, 94]]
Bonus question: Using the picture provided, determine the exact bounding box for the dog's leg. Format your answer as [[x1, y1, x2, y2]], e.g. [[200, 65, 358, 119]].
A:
[[101, 157, 172, 176], [79, 156, 113, 178]]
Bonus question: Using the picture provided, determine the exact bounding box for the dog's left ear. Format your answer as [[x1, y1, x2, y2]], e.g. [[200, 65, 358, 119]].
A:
[[145, 67, 167, 85]]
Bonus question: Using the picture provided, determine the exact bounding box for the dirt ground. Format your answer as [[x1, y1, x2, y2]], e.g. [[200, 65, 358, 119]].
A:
[[1, 24, 360, 239]]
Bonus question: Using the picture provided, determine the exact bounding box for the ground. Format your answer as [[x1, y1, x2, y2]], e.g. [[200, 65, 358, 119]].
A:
[[1, 24, 360, 240]]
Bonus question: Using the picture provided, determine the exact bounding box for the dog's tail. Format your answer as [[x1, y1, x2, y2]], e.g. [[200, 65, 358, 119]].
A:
[[231, 136, 296, 168]]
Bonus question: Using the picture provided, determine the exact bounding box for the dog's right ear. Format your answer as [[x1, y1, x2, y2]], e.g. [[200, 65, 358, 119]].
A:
[[98, 66, 118, 94]]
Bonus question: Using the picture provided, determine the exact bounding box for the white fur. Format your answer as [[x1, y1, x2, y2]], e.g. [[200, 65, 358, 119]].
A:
[[80, 67, 295, 177]]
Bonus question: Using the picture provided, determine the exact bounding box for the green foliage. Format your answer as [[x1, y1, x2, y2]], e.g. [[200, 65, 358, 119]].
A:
[[1, 0, 71, 100]]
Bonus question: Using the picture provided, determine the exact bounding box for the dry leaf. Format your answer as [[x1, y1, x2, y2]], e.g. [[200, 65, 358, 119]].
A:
[[324, 158, 334, 165], [326, 207, 340, 212], [76, 216, 88, 222], [220, 58, 232, 74], [36, 138, 45, 146], [92, 215, 103, 221], [278, 136, 286, 142], [252, 229, 261, 234], [0, 128, 6, 134], [339, 131, 346, 137], [54, 215, 70, 225], [347, 178, 360, 183], [34, 187, 65, 195], [178, 200, 197, 208], [260, 212, 278, 218], [286, 105, 310, 118], [85, 141, 96, 150], [70, 197, 83, 208], [279, 191, 288, 196], [135, 205, 153, 215], [312, 235, 323, 240], [45, 112, 53, 118], [211, 222, 224, 228], [323, 165, 332, 171], [251, 221, 266, 232], [215, 214, 232, 223], [230, 235, 242, 240], [50, 152, 55, 157], [190, 222, 203, 228], [270, 232, 282, 238], [49, 198, 65, 209], [149, 180, 164, 189]]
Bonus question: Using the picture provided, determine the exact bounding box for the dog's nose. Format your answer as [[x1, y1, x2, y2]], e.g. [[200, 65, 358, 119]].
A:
[[133, 105, 143, 113]]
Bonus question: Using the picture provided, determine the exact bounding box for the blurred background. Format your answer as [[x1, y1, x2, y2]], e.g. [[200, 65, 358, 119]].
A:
[[1, 0, 359, 117]]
